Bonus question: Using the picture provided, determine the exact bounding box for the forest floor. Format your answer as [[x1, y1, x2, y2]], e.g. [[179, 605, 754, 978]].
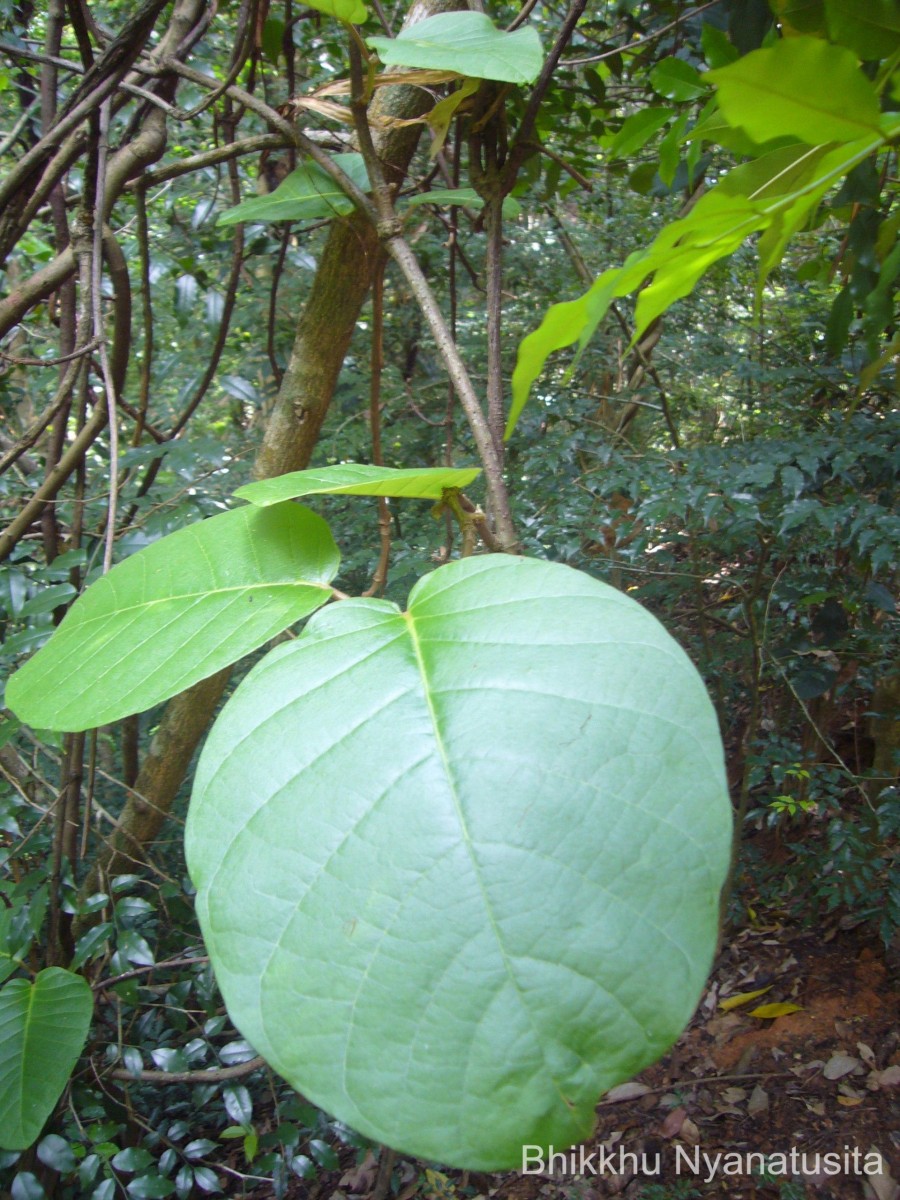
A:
[[306, 914, 900, 1200]]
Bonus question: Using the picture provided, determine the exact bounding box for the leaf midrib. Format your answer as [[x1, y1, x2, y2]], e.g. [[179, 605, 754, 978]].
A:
[[68, 578, 332, 627], [402, 608, 575, 1109]]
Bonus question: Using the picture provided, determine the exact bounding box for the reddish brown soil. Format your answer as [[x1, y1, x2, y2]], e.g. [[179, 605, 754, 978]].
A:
[[302, 919, 900, 1200]]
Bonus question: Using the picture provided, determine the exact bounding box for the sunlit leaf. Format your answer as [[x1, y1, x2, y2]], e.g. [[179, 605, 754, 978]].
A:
[[507, 130, 881, 436], [305, 0, 367, 23], [706, 38, 882, 145], [234, 463, 481, 506], [187, 556, 731, 1169], [367, 12, 543, 84], [6, 505, 339, 731]]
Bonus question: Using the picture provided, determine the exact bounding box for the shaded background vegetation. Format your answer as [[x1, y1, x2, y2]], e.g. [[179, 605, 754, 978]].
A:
[[0, 0, 897, 1194]]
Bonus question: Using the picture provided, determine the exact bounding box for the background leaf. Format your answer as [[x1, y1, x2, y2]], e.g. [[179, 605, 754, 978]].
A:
[[305, 0, 367, 21], [187, 556, 731, 1169], [367, 13, 543, 84], [825, 0, 900, 60], [405, 188, 521, 217], [607, 108, 672, 160], [234, 463, 481, 506], [0, 968, 93, 1150], [650, 57, 706, 102], [6, 504, 339, 731], [218, 154, 368, 226]]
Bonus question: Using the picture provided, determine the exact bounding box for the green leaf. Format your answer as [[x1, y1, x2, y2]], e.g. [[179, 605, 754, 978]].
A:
[[186, 556, 731, 1170], [770, 0, 826, 35], [650, 57, 706, 102], [607, 107, 671, 160], [507, 130, 881, 434], [825, 0, 900, 60], [0, 968, 93, 1150], [425, 77, 479, 157], [37, 1133, 76, 1173], [304, 0, 367, 22], [234, 464, 481, 507], [217, 154, 368, 226], [701, 23, 739, 68], [826, 283, 854, 356], [261, 16, 284, 65], [367, 13, 543, 84], [126, 1178, 175, 1199], [6, 505, 339, 732], [19, 583, 77, 616], [658, 112, 689, 187], [706, 38, 882, 144], [405, 187, 521, 218]]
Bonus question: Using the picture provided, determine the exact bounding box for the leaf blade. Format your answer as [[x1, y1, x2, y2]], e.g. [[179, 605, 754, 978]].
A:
[[187, 556, 731, 1170], [367, 13, 543, 84], [6, 504, 339, 731], [234, 464, 481, 506], [218, 154, 368, 226], [0, 968, 93, 1150], [706, 38, 882, 145]]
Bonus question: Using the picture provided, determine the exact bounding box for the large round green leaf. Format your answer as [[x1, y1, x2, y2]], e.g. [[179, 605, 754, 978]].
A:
[[6, 503, 339, 731], [186, 557, 731, 1170], [0, 968, 93, 1150]]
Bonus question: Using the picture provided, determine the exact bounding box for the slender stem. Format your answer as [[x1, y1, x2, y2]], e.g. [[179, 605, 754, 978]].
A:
[[363, 260, 392, 597], [347, 41, 517, 550]]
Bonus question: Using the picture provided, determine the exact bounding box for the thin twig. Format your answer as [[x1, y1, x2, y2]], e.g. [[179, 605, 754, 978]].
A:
[[363, 260, 392, 597], [107, 1056, 266, 1084], [93, 955, 210, 991]]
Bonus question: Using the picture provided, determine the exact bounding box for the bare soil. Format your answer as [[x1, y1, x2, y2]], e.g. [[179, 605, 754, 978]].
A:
[[305, 918, 900, 1200]]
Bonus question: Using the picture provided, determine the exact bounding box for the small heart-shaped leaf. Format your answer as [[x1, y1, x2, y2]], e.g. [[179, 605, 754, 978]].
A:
[[0, 969, 93, 1150]]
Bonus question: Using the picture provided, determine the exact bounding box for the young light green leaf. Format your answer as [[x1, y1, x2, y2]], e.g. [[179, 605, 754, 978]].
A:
[[706, 38, 882, 145], [234, 463, 481, 506], [405, 188, 521, 217], [425, 77, 479, 157], [367, 12, 543, 84], [825, 0, 900, 60], [305, 0, 367, 23], [218, 154, 368, 226], [6, 504, 339, 731], [507, 131, 882, 436], [187, 556, 731, 1170], [0, 968, 93, 1150]]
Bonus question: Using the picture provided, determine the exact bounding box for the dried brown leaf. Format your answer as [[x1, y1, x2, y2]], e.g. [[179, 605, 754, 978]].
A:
[[747, 1084, 769, 1116], [603, 1082, 651, 1104], [660, 1106, 686, 1138]]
